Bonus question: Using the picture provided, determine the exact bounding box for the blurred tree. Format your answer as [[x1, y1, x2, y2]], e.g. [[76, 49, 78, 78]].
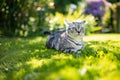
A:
[[116, 3, 120, 33], [0, 0, 83, 37], [0, 0, 32, 36], [107, 0, 120, 33], [53, 0, 81, 14], [107, 0, 120, 3]]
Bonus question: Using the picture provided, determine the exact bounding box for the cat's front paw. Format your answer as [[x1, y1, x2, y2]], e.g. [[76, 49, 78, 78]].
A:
[[62, 49, 71, 53], [63, 49, 77, 53]]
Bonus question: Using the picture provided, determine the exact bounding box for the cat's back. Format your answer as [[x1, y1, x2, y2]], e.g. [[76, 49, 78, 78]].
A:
[[46, 29, 66, 49], [51, 30, 65, 37]]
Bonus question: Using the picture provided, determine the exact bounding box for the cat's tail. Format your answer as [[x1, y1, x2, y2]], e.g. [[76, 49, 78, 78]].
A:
[[43, 31, 52, 35]]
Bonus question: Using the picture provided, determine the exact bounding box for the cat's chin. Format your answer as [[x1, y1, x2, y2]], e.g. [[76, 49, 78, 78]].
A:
[[75, 34, 83, 37], [70, 35, 82, 40]]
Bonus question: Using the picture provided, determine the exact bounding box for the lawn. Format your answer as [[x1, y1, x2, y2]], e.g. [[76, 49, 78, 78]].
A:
[[0, 34, 120, 80]]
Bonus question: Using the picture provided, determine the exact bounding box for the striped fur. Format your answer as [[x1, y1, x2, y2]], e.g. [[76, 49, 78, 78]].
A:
[[46, 20, 86, 53]]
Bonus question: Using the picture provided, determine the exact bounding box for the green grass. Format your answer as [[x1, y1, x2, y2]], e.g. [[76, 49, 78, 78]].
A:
[[0, 34, 120, 80]]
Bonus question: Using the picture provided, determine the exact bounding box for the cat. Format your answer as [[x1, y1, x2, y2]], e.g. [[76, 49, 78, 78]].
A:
[[46, 20, 86, 53]]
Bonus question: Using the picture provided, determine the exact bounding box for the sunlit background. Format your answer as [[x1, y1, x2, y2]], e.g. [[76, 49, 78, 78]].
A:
[[0, 0, 120, 37]]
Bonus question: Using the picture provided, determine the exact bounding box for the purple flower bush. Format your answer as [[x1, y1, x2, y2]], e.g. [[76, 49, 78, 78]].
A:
[[84, 0, 105, 17]]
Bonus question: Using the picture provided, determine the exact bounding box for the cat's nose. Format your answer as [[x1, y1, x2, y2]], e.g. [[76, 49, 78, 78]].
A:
[[78, 31, 80, 33]]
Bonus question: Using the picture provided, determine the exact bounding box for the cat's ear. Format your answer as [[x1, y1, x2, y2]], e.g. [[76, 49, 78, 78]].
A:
[[64, 20, 71, 30], [80, 20, 86, 27], [81, 20, 86, 24]]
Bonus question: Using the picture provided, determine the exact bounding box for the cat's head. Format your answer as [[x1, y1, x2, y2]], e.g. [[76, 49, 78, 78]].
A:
[[65, 20, 86, 38]]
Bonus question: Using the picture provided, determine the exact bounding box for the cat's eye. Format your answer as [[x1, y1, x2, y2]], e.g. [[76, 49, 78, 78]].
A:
[[68, 28, 73, 31], [72, 27, 77, 31], [68, 28, 71, 30]]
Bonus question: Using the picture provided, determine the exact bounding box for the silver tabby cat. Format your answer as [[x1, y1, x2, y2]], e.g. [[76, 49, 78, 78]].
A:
[[46, 20, 86, 53]]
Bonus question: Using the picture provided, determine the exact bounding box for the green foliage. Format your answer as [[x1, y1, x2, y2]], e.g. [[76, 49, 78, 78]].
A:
[[0, 34, 120, 80], [0, 0, 51, 37], [0, 0, 83, 37], [107, 0, 120, 3], [0, 0, 120, 36], [0, 0, 27, 36], [49, 2, 97, 35], [53, 0, 82, 14]]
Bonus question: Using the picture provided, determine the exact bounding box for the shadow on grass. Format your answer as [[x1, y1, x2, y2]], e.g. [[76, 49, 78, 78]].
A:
[[0, 36, 120, 80]]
